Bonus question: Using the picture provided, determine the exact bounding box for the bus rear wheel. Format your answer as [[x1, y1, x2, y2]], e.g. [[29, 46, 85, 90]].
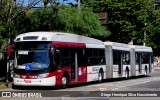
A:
[[144, 67, 148, 76], [125, 69, 129, 79], [98, 70, 104, 83]]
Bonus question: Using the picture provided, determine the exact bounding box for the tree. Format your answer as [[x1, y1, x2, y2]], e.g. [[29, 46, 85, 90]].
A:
[[83, 0, 154, 43], [21, 5, 111, 38], [42, 0, 49, 7], [55, 5, 111, 37], [1, 1, 111, 53], [0, 0, 41, 52]]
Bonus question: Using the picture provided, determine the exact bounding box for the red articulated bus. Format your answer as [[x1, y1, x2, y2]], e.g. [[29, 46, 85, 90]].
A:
[[13, 32, 153, 88], [13, 32, 106, 88]]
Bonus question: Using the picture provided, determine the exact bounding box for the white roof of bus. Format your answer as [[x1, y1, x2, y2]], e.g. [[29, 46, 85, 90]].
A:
[[103, 41, 129, 47], [15, 31, 104, 45], [133, 45, 152, 52], [103, 41, 130, 51], [103, 41, 152, 52]]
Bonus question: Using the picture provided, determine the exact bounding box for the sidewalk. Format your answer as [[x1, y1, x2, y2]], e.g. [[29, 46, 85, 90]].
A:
[[0, 78, 12, 89], [154, 66, 160, 70], [0, 82, 12, 89]]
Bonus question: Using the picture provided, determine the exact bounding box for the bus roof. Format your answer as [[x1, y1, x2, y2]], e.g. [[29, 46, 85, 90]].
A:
[[103, 41, 152, 52], [103, 41, 129, 47], [14, 31, 104, 45], [103, 41, 130, 51], [133, 45, 152, 52]]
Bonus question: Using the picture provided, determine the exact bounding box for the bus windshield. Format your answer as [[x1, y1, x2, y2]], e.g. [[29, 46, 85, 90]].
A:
[[15, 42, 51, 70]]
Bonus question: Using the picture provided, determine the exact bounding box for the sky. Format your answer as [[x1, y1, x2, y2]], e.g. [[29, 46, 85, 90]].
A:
[[56, 0, 78, 5], [20, 0, 78, 7]]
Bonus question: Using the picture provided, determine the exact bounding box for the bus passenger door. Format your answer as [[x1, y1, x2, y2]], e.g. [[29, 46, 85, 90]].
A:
[[139, 53, 142, 73], [70, 50, 78, 82], [149, 53, 152, 73], [113, 50, 123, 76], [118, 52, 123, 75]]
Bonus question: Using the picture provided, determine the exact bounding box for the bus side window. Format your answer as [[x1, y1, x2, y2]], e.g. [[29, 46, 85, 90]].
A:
[[113, 50, 118, 64], [61, 48, 70, 67], [54, 49, 61, 67], [86, 49, 92, 66], [99, 49, 105, 65], [122, 52, 130, 64]]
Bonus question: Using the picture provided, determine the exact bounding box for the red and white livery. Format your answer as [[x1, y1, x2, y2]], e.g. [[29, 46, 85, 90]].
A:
[[13, 32, 105, 87], [13, 32, 153, 87]]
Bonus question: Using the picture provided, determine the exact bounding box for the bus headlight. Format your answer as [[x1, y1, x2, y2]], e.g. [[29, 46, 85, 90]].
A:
[[38, 73, 49, 78], [14, 74, 20, 78]]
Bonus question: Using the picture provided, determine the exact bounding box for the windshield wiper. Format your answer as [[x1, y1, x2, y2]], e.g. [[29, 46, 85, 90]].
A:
[[29, 48, 44, 63]]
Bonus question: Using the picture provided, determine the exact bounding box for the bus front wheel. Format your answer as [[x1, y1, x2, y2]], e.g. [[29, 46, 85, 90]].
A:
[[62, 75, 69, 88]]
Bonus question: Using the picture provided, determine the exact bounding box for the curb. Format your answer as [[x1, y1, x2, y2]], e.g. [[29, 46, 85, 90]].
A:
[[154, 67, 160, 70]]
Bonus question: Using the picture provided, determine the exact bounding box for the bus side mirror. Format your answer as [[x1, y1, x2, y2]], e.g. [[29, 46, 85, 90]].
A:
[[51, 47, 54, 56]]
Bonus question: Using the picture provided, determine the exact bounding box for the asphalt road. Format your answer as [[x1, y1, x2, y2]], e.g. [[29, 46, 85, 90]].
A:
[[1, 68, 160, 100]]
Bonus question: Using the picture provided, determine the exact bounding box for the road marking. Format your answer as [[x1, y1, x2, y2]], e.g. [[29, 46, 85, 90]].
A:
[[81, 91, 90, 95], [111, 77, 160, 90], [99, 88, 108, 91], [61, 95, 71, 100]]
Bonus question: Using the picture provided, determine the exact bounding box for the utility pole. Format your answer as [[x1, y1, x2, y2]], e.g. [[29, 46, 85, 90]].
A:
[[78, 0, 80, 13], [143, 23, 146, 46], [6, 0, 16, 85], [6, 0, 12, 85], [154, 0, 159, 12]]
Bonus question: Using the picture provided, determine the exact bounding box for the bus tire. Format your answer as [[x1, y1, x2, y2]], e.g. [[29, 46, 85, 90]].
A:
[[98, 70, 104, 83], [125, 69, 129, 79], [12, 84, 17, 89], [62, 75, 69, 88], [144, 67, 148, 76]]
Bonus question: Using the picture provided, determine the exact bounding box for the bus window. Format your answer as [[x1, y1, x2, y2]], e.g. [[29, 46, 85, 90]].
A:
[[99, 49, 105, 65], [136, 53, 140, 64], [113, 50, 119, 64], [61, 48, 70, 67], [93, 50, 99, 65], [77, 49, 87, 66], [122, 52, 130, 65], [142, 53, 149, 64], [54, 49, 61, 68], [86, 49, 93, 66]]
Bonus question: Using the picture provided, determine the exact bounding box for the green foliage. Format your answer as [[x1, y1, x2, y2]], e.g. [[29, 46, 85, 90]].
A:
[[82, 0, 109, 12], [0, 0, 41, 52], [84, 0, 160, 55], [0, 1, 110, 53], [17, 5, 110, 38], [147, 20, 160, 55], [84, 0, 156, 44], [56, 6, 110, 37], [0, 0, 17, 52], [106, 0, 155, 44]]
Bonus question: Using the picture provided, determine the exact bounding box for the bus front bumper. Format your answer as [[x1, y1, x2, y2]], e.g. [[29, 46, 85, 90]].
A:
[[13, 76, 56, 86]]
